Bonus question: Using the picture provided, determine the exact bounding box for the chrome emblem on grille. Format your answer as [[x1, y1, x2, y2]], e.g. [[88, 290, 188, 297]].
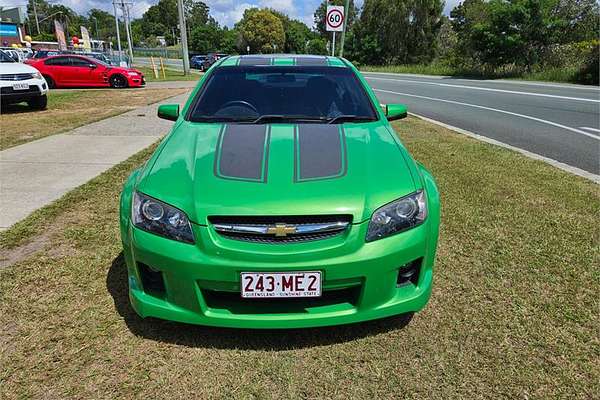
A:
[[266, 223, 297, 237]]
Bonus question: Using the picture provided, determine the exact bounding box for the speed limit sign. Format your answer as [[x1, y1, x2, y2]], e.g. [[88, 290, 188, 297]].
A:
[[326, 5, 344, 32]]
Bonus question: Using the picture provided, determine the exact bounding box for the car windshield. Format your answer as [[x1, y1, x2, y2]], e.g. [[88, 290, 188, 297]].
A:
[[0, 50, 15, 63], [188, 66, 378, 123]]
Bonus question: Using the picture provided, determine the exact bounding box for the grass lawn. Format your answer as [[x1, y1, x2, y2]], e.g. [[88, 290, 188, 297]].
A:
[[0, 88, 188, 151], [360, 64, 589, 85], [1, 117, 598, 398], [135, 65, 201, 82]]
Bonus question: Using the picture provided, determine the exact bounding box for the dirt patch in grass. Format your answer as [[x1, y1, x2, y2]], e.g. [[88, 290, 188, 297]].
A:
[[0, 88, 187, 150], [0, 117, 598, 399]]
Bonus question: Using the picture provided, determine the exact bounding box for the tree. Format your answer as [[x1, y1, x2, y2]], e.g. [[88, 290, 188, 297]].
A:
[[184, 0, 210, 28], [237, 8, 285, 53], [306, 38, 328, 55], [450, 0, 600, 71], [219, 27, 240, 54], [189, 22, 221, 53], [269, 9, 314, 53], [355, 0, 444, 64], [313, 0, 359, 37]]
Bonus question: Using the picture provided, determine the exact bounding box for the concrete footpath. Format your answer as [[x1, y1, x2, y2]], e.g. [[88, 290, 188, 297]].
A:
[[0, 91, 190, 230]]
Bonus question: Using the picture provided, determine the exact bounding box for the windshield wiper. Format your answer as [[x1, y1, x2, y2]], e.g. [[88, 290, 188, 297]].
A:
[[243, 114, 328, 124], [189, 116, 242, 122], [326, 115, 378, 124]]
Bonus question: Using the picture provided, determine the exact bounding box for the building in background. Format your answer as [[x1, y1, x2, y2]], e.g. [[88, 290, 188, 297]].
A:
[[0, 7, 26, 47]]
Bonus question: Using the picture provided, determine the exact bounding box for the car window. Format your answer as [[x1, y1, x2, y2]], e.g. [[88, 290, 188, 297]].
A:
[[188, 66, 377, 122], [70, 57, 93, 67], [45, 56, 71, 66]]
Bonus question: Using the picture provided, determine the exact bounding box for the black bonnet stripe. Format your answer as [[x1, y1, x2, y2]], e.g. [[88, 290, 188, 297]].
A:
[[294, 57, 328, 66], [295, 124, 346, 182], [215, 124, 269, 182], [238, 57, 272, 66]]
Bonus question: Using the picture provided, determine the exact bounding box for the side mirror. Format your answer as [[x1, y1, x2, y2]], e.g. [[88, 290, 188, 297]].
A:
[[88, 63, 97, 69], [158, 104, 179, 121], [384, 104, 408, 121]]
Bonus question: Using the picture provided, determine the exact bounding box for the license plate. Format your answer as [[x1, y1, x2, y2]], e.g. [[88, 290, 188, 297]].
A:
[[241, 271, 321, 298], [12, 82, 29, 91]]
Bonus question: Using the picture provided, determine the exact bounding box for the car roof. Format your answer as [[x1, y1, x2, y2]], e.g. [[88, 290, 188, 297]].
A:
[[219, 54, 348, 68]]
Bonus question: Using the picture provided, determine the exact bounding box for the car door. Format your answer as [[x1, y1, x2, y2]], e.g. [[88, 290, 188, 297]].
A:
[[67, 56, 96, 86], [43, 56, 73, 86]]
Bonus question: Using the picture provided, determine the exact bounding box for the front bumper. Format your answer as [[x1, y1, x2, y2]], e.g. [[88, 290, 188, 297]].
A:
[[127, 74, 145, 87], [122, 215, 438, 329], [0, 79, 47, 104]]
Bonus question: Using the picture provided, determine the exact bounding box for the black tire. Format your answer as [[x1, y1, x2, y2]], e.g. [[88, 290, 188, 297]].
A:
[[43, 75, 55, 89], [28, 94, 48, 110], [109, 74, 128, 88]]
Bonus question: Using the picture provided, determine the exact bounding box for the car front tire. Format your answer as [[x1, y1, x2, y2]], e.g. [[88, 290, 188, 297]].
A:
[[109, 74, 128, 88], [28, 94, 47, 110]]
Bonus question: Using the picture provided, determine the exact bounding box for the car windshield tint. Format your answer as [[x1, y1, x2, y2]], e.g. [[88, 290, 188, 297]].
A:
[[188, 66, 377, 123]]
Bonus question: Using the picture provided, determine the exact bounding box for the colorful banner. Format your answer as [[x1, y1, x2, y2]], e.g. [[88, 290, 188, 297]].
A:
[[80, 26, 91, 51], [54, 20, 67, 51], [0, 23, 18, 37]]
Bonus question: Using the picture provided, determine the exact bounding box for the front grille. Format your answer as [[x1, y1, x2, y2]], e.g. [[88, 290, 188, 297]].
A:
[[0, 86, 38, 95], [0, 73, 34, 81], [209, 215, 352, 244], [202, 286, 361, 314]]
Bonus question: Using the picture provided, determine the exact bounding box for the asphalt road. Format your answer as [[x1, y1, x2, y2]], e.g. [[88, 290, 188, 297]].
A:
[[134, 57, 599, 176], [363, 73, 600, 176]]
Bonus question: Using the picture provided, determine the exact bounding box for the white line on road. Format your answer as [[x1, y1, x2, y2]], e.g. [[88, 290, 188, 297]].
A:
[[410, 113, 600, 184], [373, 88, 600, 141], [367, 76, 600, 103], [362, 71, 600, 91], [580, 127, 600, 133]]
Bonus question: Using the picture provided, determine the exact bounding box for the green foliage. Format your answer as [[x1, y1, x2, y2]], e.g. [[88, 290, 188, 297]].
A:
[[306, 38, 328, 55], [189, 23, 221, 54], [269, 9, 315, 54], [575, 42, 599, 85], [219, 28, 240, 54], [450, 0, 600, 72], [237, 8, 285, 53], [355, 0, 444, 64]]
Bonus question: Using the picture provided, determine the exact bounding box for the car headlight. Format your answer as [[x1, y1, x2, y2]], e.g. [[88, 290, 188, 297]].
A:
[[32, 71, 42, 80], [366, 191, 427, 242], [127, 71, 138, 76], [132, 192, 195, 243]]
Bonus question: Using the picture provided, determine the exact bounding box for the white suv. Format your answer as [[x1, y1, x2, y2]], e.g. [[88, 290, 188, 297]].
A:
[[0, 49, 48, 110]]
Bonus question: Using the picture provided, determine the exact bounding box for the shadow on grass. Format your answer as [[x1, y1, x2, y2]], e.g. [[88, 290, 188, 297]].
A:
[[0, 103, 44, 115], [107, 253, 413, 351]]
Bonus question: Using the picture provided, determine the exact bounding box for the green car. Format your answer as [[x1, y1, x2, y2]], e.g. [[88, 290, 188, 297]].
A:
[[120, 55, 440, 329]]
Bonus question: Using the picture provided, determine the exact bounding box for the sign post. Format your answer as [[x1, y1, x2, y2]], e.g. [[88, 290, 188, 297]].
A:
[[326, 5, 344, 57]]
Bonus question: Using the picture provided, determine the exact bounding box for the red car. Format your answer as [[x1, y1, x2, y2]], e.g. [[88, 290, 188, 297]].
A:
[[26, 54, 144, 89]]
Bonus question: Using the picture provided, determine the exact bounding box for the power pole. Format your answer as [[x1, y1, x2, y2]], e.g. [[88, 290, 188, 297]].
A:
[[339, 0, 350, 57], [124, 3, 133, 65], [176, 0, 190, 74], [112, 1, 122, 64], [121, 0, 134, 65], [32, 0, 41, 35]]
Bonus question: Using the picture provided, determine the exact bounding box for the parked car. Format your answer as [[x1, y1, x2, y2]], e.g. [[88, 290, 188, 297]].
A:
[[202, 52, 228, 70], [26, 54, 144, 88], [119, 54, 440, 329], [0, 47, 25, 63], [0, 49, 48, 110], [32, 49, 65, 59], [190, 55, 207, 70]]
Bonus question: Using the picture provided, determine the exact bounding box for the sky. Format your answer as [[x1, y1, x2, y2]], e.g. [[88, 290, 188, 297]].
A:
[[2, 0, 462, 28]]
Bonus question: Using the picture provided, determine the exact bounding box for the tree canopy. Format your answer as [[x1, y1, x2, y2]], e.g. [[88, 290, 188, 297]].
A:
[[237, 8, 285, 54]]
